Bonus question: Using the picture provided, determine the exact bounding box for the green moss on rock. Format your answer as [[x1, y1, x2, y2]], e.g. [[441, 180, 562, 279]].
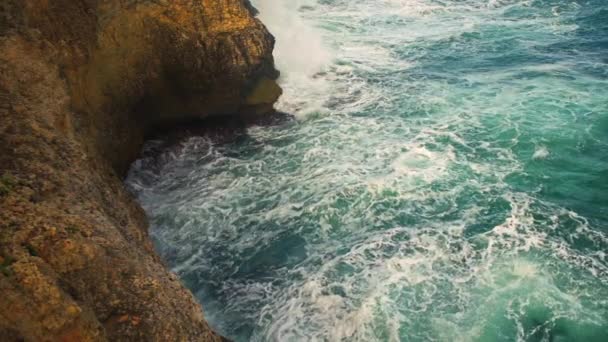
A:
[[0, 173, 15, 196], [246, 77, 283, 106], [0, 255, 15, 277]]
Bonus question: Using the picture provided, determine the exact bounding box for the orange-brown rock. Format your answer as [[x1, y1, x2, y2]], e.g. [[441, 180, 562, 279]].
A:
[[0, 0, 281, 340]]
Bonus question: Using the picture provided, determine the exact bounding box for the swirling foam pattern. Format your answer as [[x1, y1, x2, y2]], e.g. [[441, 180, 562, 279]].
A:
[[126, 0, 608, 340]]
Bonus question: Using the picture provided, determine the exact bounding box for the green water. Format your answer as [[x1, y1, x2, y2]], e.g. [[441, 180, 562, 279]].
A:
[[126, 0, 608, 340]]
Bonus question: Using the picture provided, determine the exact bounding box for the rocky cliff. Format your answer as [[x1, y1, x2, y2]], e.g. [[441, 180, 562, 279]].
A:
[[0, 0, 281, 340]]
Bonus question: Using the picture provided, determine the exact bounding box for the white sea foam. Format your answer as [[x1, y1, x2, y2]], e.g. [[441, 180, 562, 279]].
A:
[[126, 0, 608, 340], [532, 145, 550, 160]]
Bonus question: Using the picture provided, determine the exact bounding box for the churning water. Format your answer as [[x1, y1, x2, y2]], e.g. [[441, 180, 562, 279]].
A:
[[126, 0, 608, 340]]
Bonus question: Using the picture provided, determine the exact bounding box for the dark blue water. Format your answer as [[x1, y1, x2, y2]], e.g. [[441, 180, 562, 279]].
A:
[[126, 0, 608, 340]]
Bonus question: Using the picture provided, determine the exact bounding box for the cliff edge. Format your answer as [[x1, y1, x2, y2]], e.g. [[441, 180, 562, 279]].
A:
[[0, 0, 281, 340]]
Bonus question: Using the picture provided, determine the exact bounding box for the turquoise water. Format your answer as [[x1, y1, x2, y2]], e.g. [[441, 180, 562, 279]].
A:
[[126, 0, 608, 341]]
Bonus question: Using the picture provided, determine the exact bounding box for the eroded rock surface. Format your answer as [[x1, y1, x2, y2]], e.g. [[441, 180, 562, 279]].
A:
[[0, 0, 281, 340]]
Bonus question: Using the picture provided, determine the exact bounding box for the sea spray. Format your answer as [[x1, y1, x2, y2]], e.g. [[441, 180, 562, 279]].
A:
[[252, 0, 332, 116]]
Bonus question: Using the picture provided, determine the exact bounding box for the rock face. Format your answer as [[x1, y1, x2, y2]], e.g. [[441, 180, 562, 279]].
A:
[[0, 0, 281, 340]]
